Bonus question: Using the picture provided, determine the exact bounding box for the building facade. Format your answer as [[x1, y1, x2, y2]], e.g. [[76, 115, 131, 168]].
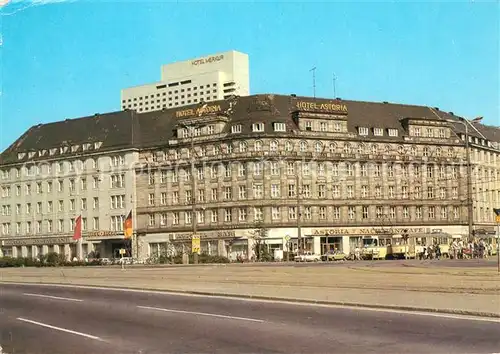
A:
[[0, 112, 140, 259], [121, 50, 249, 113], [1, 94, 499, 261]]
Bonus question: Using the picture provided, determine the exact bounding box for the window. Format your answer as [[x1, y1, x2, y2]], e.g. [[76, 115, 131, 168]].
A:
[[224, 208, 232, 222], [388, 186, 395, 198], [254, 161, 263, 175], [331, 185, 339, 198], [148, 193, 155, 206], [303, 206, 312, 219], [211, 188, 218, 201], [254, 207, 263, 221], [224, 187, 232, 200], [346, 163, 353, 177], [93, 197, 99, 209], [428, 206, 435, 219], [360, 163, 368, 177], [403, 206, 409, 218], [319, 206, 326, 219], [452, 187, 458, 199], [305, 121, 312, 131], [389, 206, 396, 219], [231, 124, 242, 134], [223, 163, 231, 178], [185, 211, 192, 225], [441, 207, 448, 219], [373, 164, 381, 177], [347, 185, 354, 198], [148, 214, 155, 226], [440, 187, 446, 199], [185, 190, 192, 203], [315, 142, 323, 153], [253, 184, 263, 199], [427, 165, 434, 178], [319, 122, 327, 132], [288, 183, 296, 197], [300, 141, 307, 152], [238, 185, 247, 199], [302, 163, 310, 176], [238, 208, 247, 222], [148, 173, 155, 185], [172, 212, 179, 225], [453, 206, 459, 219], [358, 127, 369, 136], [361, 185, 369, 198], [348, 207, 355, 220], [254, 140, 263, 152], [271, 184, 280, 198], [271, 207, 280, 220], [160, 192, 167, 205], [286, 162, 295, 175], [252, 123, 264, 132], [285, 141, 293, 152], [427, 186, 434, 199], [387, 164, 394, 177], [332, 207, 340, 219], [362, 206, 369, 219], [318, 184, 326, 198], [373, 128, 383, 136], [388, 129, 398, 137], [288, 207, 296, 220], [274, 122, 286, 132], [416, 206, 423, 219], [160, 213, 167, 226], [270, 162, 279, 175], [302, 184, 311, 198]]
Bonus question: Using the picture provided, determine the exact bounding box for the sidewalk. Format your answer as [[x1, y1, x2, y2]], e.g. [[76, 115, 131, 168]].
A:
[[1, 264, 498, 317]]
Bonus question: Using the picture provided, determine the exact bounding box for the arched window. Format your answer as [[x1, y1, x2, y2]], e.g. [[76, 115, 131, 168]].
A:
[[270, 140, 279, 152], [255, 140, 263, 152]]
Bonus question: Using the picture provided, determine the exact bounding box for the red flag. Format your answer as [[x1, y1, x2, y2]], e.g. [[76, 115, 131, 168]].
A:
[[73, 215, 82, 240], [124, 211, 133, 239]]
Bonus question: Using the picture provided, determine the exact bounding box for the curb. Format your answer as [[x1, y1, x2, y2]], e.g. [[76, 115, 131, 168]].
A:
[[2, 280, 499, 319]]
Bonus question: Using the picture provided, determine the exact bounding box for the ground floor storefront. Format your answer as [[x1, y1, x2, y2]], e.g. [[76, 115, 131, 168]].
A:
[[136, 224, 476, 262]]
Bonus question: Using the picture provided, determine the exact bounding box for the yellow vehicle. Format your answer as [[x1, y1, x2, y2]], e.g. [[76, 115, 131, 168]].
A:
[[361, 236, 389, 260]]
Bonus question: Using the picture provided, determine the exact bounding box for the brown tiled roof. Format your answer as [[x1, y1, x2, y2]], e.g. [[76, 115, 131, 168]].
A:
[[1, 94, 498, 165]]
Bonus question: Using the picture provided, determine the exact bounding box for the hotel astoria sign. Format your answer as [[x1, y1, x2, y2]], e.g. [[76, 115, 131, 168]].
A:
[[311, 227, 425, 236], [295, 101, 348, 115]]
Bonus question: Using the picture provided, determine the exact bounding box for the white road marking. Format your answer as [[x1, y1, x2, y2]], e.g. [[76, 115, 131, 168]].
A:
[[16, 318, 102, 341], [23, 293, 83, 302], [137, 305, 264, 323], [4, 282, 499, 323]]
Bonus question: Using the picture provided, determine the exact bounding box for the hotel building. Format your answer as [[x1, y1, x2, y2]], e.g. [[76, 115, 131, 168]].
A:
[[120, 50, 249, 113], [1, 94, 499, 260]]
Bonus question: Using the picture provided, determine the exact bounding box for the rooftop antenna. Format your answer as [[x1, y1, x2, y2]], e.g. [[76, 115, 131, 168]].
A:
[[310, 67, 317, 98], [332, 73, 337, 98]]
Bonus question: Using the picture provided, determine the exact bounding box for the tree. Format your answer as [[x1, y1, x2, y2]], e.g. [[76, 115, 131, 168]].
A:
[[250, 222, 272, 261]]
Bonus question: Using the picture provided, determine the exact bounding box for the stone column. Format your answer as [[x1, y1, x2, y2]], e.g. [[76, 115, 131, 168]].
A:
[[12, 246, 19, 258], [76, 239, 83, 260]]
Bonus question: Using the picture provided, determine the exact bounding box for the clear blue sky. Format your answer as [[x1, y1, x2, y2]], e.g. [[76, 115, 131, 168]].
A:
[[1, 0, 498, 151]]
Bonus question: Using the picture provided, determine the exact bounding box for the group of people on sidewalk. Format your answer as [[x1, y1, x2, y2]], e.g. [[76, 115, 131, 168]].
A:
[[448, 239, 493, 260]]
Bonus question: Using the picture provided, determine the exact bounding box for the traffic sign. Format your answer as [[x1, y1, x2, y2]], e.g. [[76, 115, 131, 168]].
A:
[[191, 234, 201, 254]]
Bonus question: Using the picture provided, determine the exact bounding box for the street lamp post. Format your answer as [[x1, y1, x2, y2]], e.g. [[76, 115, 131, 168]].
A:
[[446, 116, 483, 241], [295, 167, 302, 256]]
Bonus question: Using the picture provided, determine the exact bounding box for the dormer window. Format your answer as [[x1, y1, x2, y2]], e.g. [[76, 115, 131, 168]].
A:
[[358, 127, 369, 136], [252, 123, 264, 132], [28, 151, 36, 158], [373, 128, 383, 136], [71, 145, 80, 153], [83, 143, 91, 151], [305, 121, 312, 131], [388, 129, 398, 137], [49, 148, 57, 156], [481, 139, 485, 146], [94, 142, 102, 149], [413, 127, 421, 137], [207, 125, 215, 135], [231, 124, 242, 134], [60, 146, 68, 154], [438, 129, 446, 138], [274, 122, 286, 132], [38, 150, 47, 157]]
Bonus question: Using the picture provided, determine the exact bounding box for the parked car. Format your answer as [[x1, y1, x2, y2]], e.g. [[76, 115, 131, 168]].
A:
[[294, 252, 321, 262]]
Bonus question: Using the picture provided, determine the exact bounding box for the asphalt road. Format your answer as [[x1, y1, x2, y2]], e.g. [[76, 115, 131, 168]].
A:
[[0, 284, 499, 354]]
